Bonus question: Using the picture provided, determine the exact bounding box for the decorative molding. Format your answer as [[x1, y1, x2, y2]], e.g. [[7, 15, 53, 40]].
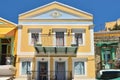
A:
[[19, 1, 93, 17], [17, 52, 35, 56], [19, 22, 93, 25], [0, 17, 17, 26], [50, 11, 62, 18]]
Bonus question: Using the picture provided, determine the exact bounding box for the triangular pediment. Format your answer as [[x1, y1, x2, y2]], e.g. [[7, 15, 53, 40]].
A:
[[19, 2, 93, 20], [25, 9, 87, 19]]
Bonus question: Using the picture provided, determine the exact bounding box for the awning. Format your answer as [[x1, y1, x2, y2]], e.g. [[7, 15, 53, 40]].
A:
[[96, 42, 118, 47], [0, 28, 16, 38], [35, 44, 78, 54]]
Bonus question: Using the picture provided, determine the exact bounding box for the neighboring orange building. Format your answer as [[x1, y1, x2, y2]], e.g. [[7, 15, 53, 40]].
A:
[[0, 17, 17, 66]]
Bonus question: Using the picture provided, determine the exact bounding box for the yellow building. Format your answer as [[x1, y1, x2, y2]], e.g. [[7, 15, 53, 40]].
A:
[[0, 17, 17, 66], [105, 18, 120, 31], [16, 2, 95, 80]]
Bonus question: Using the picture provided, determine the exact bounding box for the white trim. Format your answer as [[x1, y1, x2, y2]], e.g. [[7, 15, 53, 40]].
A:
[[53, 57, 68, 80], [19, 58, 33, 76], [17, 52, 35, 56], [19, 1, 92, 17], [36, 57, 50, 80], [71, 33, 75, 44], [72, 32, 85, 46], [90, 28, 94, 55], [28, 32, 31, 45], [28, 32, 41, 46], [83, 32, 85, 46], [64, 32, 67, 46], [53, 32, 55, 47], [72, 58, 87, 78], [17, 27, 22, 55], [53, 31, 66, 47], [17, 52, 94, 56], [0, 17, 17, 26], [19, 23, 92, 25], [18, 21, 93, 25], [76, 52, 94, 56]]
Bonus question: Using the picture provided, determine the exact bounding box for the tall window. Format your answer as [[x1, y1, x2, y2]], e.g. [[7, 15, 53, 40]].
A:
[[56, 32, 64, 46], [28, 29, 41, 45], [75, 33, 83, 46], [31, 33, 39, 44], [74, 61, 85, 75], [104, 50, 111, 62], [21, 61, 31, 75]]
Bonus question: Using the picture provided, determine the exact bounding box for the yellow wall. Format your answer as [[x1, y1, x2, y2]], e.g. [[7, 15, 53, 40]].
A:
[[105, 19, 120, 31], [17, 2, 95, 79], [105, 21, 116, 31], [20, 25, 91, 53], [16, 56, 95, 78], [19, 3, 92, 19]]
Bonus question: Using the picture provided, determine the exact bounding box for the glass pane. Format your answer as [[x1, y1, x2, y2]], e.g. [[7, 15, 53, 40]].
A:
[[56, 32, 64, 46], [75, 33, 83, 45], [21, 61, 31, 75], [104, 51, 111, 62], [31, 33, 39, 44], [74, 61, 85, 75]]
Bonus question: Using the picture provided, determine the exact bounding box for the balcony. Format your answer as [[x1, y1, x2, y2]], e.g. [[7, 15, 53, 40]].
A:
[[0, 54, 16, 65], [27, 71, 72, 80], [34, 34, 78, 55]]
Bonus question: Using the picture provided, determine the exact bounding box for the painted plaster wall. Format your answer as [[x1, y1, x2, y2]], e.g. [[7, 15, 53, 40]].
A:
[[15, 56, 95, 79], [16, 2, 95, 79], [20, 25, 91, 52], [19, 3, 92, 19]]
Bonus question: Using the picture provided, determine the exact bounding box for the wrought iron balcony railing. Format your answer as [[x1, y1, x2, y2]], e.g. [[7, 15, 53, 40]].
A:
[[27, 71, 72, 80], [0, 53, 16, 65], [34, 34, 78, 54]]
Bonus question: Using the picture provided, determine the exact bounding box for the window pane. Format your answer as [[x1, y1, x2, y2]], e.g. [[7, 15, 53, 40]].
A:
[[104, 51, 111, 62], [21, 61, 31, 75], [31, 33, 39, 44], [74, 61, 85, 75], [75, 33, 83, 45], [56, 32, 64, 46]]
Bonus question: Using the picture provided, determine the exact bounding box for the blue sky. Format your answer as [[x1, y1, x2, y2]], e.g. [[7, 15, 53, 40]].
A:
[[0, 0, 120, 31]]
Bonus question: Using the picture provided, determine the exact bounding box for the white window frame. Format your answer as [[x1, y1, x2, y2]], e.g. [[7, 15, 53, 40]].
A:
[[20, 58, 32, 76], [72, 58, 87, 77], [72, 32, 85, 46], [29, 32, 41, 46], [53, 31, 66, 47]]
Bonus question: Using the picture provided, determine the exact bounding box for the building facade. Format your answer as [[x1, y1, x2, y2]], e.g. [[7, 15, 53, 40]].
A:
[[0, 17, 17, 66], [105, 18, 120, 31], [94, 30, 120, 74], [16, 2, 95, 80]]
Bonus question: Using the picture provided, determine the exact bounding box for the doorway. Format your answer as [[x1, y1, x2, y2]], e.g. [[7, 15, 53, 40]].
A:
[[37, 62, 48, 80], [55, 62, 66, 80], [0, 45, 7, 65]]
